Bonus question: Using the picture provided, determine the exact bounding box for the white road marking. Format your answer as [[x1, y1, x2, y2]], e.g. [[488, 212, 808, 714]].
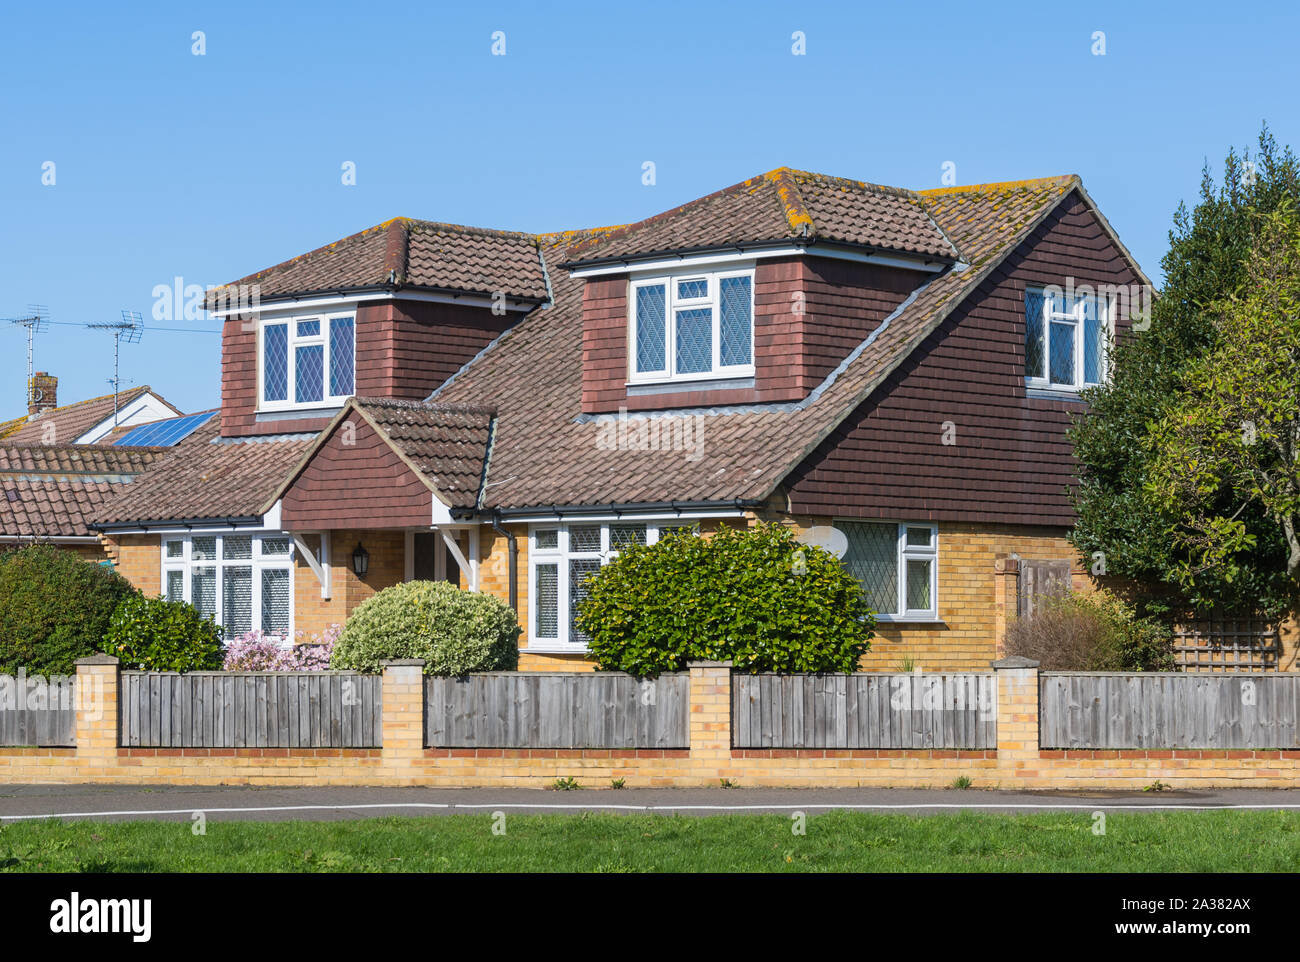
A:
[[4, 800, 1300, 820]]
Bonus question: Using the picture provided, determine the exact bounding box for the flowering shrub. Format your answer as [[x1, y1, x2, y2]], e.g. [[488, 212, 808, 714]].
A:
[[221, 625, 340, 671]]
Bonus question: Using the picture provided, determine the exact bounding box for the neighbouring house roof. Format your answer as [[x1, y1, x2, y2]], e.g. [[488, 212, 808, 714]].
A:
[[205, 218, 551, 308], [0, 386, 181, 446], [1, 478, 122, 541], [92, 413, 314, 528], [561, 168, 962, 266], [0, 443, 168, 541], [98, 167, 1150, 528]]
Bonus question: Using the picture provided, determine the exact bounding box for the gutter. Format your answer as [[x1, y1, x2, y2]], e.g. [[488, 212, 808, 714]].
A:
[[466, 498, 764, 522], [91, 515, 263, 533]]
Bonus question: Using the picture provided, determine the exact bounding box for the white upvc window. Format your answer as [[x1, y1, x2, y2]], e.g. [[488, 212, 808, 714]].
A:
[[160, 533, 295, 642], [628, 268, 754, 384], [259, 312, 356, 411], [528, 521, 672, 649], [837, 521, 939, 622], [1024, 285, 1111, 392]]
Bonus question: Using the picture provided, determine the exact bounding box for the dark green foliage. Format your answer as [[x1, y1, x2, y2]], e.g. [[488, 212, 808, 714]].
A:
[[104, 595, 223, 672], [0, 544, 137, 675], [576, 522, 874, 676], [1069, 125, 1300, 618]]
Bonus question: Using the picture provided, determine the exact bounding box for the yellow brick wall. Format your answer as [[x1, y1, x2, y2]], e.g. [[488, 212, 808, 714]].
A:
[[105, 534, 162, 596], [104, 517, 1085, 673]]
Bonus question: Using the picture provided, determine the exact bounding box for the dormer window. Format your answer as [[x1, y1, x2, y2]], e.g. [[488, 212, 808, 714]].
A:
[[1024, 286, 1110, 392], [259, 313, 356, 410], [629, 268, 754, 384]]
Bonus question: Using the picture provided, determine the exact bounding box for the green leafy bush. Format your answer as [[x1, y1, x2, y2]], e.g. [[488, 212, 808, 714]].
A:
[[105, 595, 223, 671], [576, 522, 874, 676], [330, 581, 521, 675], [0, 544, 138, 674], [1004, 590, 1175, 671]]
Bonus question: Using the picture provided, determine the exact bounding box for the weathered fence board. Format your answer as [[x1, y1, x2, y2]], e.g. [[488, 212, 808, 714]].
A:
[[1040, 672, 1300, 749], [0, 674, 76, 746], [119, 672, 380, 748], [731, 674, 996, 749], [425, 672, 689, 749]]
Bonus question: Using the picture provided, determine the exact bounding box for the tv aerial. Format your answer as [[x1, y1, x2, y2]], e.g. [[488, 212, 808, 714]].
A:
[[3, 305, 49, 408], [86, 310, 145, 426]]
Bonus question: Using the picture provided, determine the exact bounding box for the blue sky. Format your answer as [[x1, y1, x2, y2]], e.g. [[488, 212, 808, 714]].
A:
[[1, 0, 1295, 416]]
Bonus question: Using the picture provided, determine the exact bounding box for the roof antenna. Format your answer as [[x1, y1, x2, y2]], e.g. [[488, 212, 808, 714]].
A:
[[86, 310, 144, 427], [3, 305, 49, 409]]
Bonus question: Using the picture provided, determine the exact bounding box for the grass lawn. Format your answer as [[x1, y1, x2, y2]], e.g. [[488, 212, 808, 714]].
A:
[[2, 810, 1300, 872]]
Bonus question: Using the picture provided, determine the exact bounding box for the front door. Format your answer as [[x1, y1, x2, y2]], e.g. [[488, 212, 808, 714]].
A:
[[413, 531, 460, 586]]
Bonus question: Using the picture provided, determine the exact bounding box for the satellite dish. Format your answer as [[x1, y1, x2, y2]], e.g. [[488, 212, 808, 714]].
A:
[[798, 525, 849, 559]]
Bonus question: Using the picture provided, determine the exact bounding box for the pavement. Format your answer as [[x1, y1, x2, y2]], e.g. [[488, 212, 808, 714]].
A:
[[2, 784, 1300, 822]]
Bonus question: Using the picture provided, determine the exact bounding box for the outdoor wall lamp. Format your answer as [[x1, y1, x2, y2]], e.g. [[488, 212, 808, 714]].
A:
[[351, 542, 369, 577]]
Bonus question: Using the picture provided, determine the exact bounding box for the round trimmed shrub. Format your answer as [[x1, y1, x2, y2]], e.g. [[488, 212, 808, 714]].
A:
[[330, 581, 521, 675], [0, 544, 138, 674], [576, 521, 875, 676], [105, 595, 223, 671]]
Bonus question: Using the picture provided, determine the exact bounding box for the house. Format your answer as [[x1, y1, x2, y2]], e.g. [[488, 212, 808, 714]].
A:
[[0, 375, 180, 445], [0, 378, 196, 559], [90, 168, 1150, 670]]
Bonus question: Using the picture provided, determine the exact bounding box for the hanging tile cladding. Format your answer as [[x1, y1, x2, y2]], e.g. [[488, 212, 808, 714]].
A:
[[784, 193, 1140, 527], [221, 299, 513, 438], [580, 256, 926, 414], [279, 415, 433, 529]]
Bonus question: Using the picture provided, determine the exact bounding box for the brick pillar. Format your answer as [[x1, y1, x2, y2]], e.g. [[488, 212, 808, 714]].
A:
[[688, 660, 732, 778], [992, 656, 1039, 786], [74, 654, 119, 765], [381, 659, 425, 777], [992, 557, 1020, 658]]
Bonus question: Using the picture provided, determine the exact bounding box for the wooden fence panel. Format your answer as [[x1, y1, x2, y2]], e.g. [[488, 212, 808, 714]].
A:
[[424, 672, 690, 749], [119, 672, 381, 748], [731, 674, 996, 749], [1040, 672, 1300, 749], [0, 674, 76, 746]]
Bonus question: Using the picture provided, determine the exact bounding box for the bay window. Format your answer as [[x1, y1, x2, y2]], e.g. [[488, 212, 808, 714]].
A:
[[838, 521, 938, 621], [161, 533, 294, 641], [1024, 286, 1110, 391], [529, 522, 673, 648], [629, 268, 754, 383], [260, 312, 356, 410]]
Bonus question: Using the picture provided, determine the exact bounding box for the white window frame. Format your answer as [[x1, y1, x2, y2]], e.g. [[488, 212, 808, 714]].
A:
[[258, 311, 356, 412], [627, 267, 755, 385], [527, 522, 668, 650], [1024, 286, 1112, 393], [837, 520, 939, 623], [160, 533, 296, 643]]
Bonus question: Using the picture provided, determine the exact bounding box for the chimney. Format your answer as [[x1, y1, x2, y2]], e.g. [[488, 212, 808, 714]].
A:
[[28, 372, 57, 416]]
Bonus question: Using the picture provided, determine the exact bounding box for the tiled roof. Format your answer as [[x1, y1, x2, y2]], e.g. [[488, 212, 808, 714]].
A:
[[206, 218, 550, 308], [0, 444, 166, 479], [432, 176, 1079, 510], [1, 479, 120, 539], [561, 168, 961, 265], [92, 414, 313, 526], [0, 386, 179, 446], [351, 399, 495, 509], [106, 170, 1095, 525]]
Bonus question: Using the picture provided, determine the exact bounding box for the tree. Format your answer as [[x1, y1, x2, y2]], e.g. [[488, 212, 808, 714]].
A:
[[1068, 125, 1300, 617], [1145, 202, 1300, 605]]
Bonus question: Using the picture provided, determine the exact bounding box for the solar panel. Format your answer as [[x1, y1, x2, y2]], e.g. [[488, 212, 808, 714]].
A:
[[113, 411, 216, 447]]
